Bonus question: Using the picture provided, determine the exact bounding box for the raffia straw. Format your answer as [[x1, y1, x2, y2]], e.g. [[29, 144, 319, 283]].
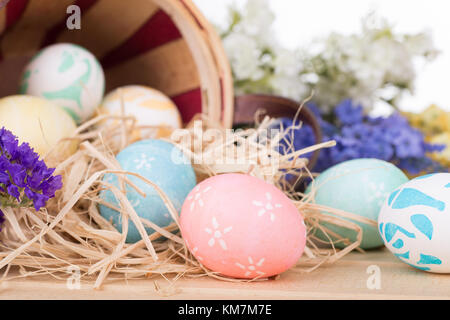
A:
[[0, 108, 373, 289]]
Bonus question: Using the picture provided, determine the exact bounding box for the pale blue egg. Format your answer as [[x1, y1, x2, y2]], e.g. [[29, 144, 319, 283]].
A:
[[305, 158, 409, 249], [99, 139, 196, 243]]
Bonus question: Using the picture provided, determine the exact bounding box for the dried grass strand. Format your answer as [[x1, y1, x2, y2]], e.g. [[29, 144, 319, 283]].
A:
[[0, 110, 368, 288]]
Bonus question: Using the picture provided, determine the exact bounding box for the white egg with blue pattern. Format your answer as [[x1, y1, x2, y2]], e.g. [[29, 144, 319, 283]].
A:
[[378, 173, 450, 273], [99, 139, 196, 243]]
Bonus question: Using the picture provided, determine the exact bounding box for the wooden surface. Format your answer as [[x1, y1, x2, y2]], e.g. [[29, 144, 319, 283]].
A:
[[1, 248, 449, 300]]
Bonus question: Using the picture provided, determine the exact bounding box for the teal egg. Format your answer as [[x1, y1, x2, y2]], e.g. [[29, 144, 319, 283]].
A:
[[305, 158, 409, 249], [99, 139, 196, 243]]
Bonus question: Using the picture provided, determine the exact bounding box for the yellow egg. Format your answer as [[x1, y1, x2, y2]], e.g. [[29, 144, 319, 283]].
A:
[[98, 85, 182, 141], [0, 95, 78, 162]]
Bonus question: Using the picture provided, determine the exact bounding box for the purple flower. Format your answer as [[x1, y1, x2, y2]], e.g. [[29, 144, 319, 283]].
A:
[[424, 143, 446, 153], [398, 157, 445, 175], [307, 103, 339, 136], [335, 99, 364, 125], [392, 130, 424, 158], [274, 117, 316, 158], [330, 141, 360, 162], [0, 127, 63, 220], [274, 99, 446, 175]]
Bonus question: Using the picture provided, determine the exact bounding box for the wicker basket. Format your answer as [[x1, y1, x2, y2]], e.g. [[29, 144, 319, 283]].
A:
[[0, 0, 234, 128]]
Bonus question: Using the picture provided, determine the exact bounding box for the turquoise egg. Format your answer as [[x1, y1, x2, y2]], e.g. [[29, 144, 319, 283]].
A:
[[305, 158, 409, 249], [99, 139, 196, 243]]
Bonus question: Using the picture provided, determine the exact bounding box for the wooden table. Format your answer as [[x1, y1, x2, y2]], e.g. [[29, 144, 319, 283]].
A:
[[1, 248, 449, 300]]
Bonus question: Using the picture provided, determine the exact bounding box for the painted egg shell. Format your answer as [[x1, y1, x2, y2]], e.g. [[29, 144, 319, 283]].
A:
[[99, 139, 196, 243], [19, 43, 105, 124], [379, 173, 450, 273], [306, 158, 409, 249], [0, 95, 78, 160], [99, 85, 182, 141], [180, 173, 306, 279]]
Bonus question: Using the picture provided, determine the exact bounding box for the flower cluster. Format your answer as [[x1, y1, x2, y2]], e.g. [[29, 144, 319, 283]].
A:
[[220, 0, 438, 113], [0, 127, 63, 228], [275, 100, 446, 174], [405, 105, 450, 136], [405, 105, 450, 167], [220, 0, 308, 101], [301, 15, 439, 112]]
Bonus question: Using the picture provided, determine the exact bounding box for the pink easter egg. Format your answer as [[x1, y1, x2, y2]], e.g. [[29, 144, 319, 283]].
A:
[[180, 173, 306, 279]]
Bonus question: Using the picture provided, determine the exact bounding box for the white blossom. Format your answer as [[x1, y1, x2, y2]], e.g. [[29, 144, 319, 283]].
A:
[[269, 49, 307, 100], [222, 32, 265, 82], [220, 1, 438, 113], [239, 0, 275, 40], [403, 32, 439, 60]]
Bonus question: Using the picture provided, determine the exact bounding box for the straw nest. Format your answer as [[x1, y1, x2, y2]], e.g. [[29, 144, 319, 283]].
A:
[[0, 106, 377, 290]]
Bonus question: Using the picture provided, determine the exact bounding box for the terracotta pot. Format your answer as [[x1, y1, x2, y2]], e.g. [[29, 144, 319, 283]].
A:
[[233, 94, 322, 171]]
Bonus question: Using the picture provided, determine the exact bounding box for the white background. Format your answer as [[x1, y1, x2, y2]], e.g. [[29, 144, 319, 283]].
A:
[[193, 0, 450, 112]]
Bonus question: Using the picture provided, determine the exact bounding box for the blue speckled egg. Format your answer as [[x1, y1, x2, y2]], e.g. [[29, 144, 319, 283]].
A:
[[99, 139, 196, 243], [379, 173, 450, 273], [305, 158, 409, 249]]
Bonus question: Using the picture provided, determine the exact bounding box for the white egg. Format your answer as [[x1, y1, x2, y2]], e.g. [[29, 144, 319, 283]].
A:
[[379, 173, 450, 273], [19, 43, 105, 124]]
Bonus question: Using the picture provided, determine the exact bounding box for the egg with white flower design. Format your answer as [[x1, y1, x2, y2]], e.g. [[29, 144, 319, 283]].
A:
[[99, 139, 196, 243], [180, 173, 306, 279], [305, 158, 409, 249], [379, 173, 450, 273]]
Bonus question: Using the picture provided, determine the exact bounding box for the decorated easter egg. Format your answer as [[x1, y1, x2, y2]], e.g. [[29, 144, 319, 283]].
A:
[[99, 139, 196, 243], [0, 95, 78, 160], [98, 85, 182, 141], [379, 173, 450, 273], [306, 158, 409, 249], [180, 173, 306, 279], [19, 43, 105, 124]]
